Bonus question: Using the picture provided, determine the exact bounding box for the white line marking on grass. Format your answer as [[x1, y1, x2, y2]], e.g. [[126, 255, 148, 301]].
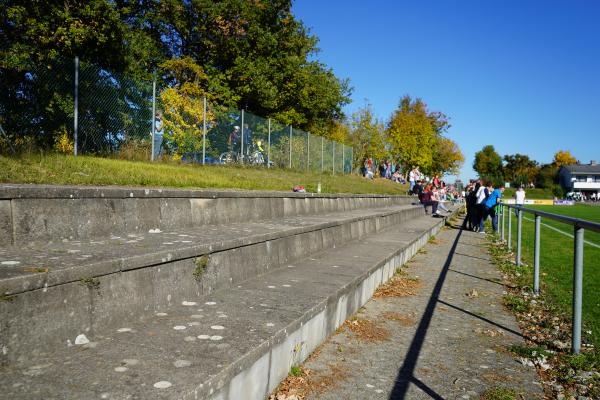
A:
[[522, 216, 600, 249]]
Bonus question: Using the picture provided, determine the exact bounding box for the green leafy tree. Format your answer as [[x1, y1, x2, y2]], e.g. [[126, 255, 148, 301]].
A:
[[503, 154, 539, 187], [386, 96, 437, 175], [0, 0, 351, 153], [431, 137, 464, 177], [473, 145, 503, 185], [348, 105, 388, 169]]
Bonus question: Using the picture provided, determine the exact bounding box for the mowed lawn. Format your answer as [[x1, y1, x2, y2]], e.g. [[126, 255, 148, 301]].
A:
[[0, 154, 408, 195], [502, 204, 600, 346]]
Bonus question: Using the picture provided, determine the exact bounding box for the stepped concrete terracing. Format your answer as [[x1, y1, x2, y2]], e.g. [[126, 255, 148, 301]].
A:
[[0, 185, 455, 399]]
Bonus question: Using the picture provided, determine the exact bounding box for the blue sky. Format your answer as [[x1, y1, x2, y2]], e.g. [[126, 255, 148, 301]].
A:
[[293, 0, 600, 182]]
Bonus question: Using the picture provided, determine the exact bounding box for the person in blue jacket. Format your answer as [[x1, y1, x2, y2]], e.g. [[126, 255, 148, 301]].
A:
[[480, 184, 505, 232]]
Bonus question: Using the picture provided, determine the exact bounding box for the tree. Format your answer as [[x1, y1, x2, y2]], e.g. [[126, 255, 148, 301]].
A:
[[536, 163, 559, 189], [431, 137, 464, 177], [348, 105, 387, 169], [0, 0, 352, 152], [552, 150, 577, 167], [503, 154, 539, 187], [386, 96, 437, 175], [473, 145, 503, 185]]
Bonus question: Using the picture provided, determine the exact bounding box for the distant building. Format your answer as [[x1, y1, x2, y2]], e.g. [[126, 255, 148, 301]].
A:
[[558, 161, 600, 197]]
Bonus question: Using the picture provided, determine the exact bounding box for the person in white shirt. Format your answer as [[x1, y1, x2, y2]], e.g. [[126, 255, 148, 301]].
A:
[[515, 186, 526, 215]]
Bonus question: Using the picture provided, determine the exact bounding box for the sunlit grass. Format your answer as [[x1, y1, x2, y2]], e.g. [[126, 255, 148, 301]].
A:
[[0, 154, 410, 195], [502, 204, 600, 346]]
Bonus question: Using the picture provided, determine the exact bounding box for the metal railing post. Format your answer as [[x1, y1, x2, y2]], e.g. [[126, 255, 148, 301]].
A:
[[501, 205, 505, 242], [508, 207, 512, 251], [534, 215, 541, 294], [241, 110, 245, 164], [267, 118, 271, 168], [151, 71, 156, 161], [516, 208, 522, 266], [289, 126, 292, 169], [321, 137, 324, 173], [202, 96, 206, 165], [573, 225, 584, 354], [74, 56, 79, 156], [332, 141, 335, 174], [307, 131, 310, 171]]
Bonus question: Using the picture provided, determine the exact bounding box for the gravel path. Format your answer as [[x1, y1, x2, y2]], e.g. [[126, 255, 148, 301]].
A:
[[302, 218, 544, 400]]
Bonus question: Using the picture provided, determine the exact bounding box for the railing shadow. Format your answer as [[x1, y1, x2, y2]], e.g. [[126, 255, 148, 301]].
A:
[[388, 220, 464, 399], [448, 268, 505, 286]]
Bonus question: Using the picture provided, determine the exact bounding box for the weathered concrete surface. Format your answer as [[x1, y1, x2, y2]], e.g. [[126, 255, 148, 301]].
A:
[[1, 204, 425, 366], [300, 218, 543, 400], [0, 212, 449, 400], [0, 185, 414, 244]]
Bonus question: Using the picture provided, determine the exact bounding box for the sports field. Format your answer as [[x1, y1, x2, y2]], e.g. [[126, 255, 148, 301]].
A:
[[502, 204, 600, 347]]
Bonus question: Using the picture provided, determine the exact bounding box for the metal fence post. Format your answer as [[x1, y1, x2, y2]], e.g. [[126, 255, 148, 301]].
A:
[[534, 215, 541, 294], [74, 56, 79, 156], [573, 225, 584, 354], [342, 144, 345, 173], [307, 131, 310, 171], [151, 71, 156, 161], [501, 205, 505, 242], [289, 126, 292, 169], [321, 136, 324, 173], [202, 96, 206, 165], [508, 207, 512, 251], [241, 109, 245, 164], [516, 209, 522, 266], [332, 141, 335, 174], [267, 118, 271, 168]]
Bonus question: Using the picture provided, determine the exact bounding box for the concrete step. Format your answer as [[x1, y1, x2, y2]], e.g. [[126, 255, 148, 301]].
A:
[[0, 213, 450, 400], [0, 185, 414, 245], [1, 201, 425, 366]]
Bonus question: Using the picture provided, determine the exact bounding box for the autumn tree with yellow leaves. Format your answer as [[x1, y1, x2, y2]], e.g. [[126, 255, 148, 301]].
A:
[[386, 96, 463, 177]]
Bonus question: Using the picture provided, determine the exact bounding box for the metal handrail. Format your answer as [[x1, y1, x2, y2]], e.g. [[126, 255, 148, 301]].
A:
[[502, 203, 600, 233], [497, 203, 598, 354]]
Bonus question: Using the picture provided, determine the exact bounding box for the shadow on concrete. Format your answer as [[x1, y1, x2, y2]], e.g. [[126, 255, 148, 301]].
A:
[[448, 268, 505, 286], [453, 252, 492, 262], [388, 220, 464, 400], [437, 299, 523, 338]]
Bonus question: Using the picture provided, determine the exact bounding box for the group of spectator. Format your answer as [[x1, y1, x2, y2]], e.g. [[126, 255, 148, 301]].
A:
[[411, 177, 460, 217], [360, 158, 407, 184], [464, 180, 505, 233]]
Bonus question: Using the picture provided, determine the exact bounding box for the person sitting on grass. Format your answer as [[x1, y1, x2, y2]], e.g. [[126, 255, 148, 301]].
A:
[[420, 184, 439, 216]]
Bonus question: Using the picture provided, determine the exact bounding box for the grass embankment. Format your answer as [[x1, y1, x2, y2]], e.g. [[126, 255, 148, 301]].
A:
[[504, 204, 600, 346], [503, 187, 555, 199], [0, 154, 409, 195]]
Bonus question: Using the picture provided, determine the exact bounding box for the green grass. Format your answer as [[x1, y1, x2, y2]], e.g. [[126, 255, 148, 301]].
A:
[[503, 187, 555, 199], [0, 154, 409, 195], [479, 387, 517, 400], [500, 204, 600, 346]]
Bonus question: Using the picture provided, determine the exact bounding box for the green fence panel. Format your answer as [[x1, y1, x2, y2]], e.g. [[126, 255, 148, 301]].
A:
[[0, 57, 74, 154], [78, 60, 152, 157]]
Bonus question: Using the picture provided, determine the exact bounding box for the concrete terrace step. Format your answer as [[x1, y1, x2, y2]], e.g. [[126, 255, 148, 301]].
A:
[[1, 191, 424, 366], [0, 213, 450, 400], [0, 185, 414, 245]]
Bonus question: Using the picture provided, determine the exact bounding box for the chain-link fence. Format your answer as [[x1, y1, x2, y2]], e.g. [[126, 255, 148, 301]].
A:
[[0, 56, 353, 174]]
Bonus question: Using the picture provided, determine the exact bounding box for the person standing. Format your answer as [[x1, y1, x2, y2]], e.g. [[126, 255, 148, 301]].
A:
[[482, 184, 504, 232], [515, 186, 526, 214], [153, 111, 164, 160], [475, 181, 489, 233], [409, 166, 419, 192]]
